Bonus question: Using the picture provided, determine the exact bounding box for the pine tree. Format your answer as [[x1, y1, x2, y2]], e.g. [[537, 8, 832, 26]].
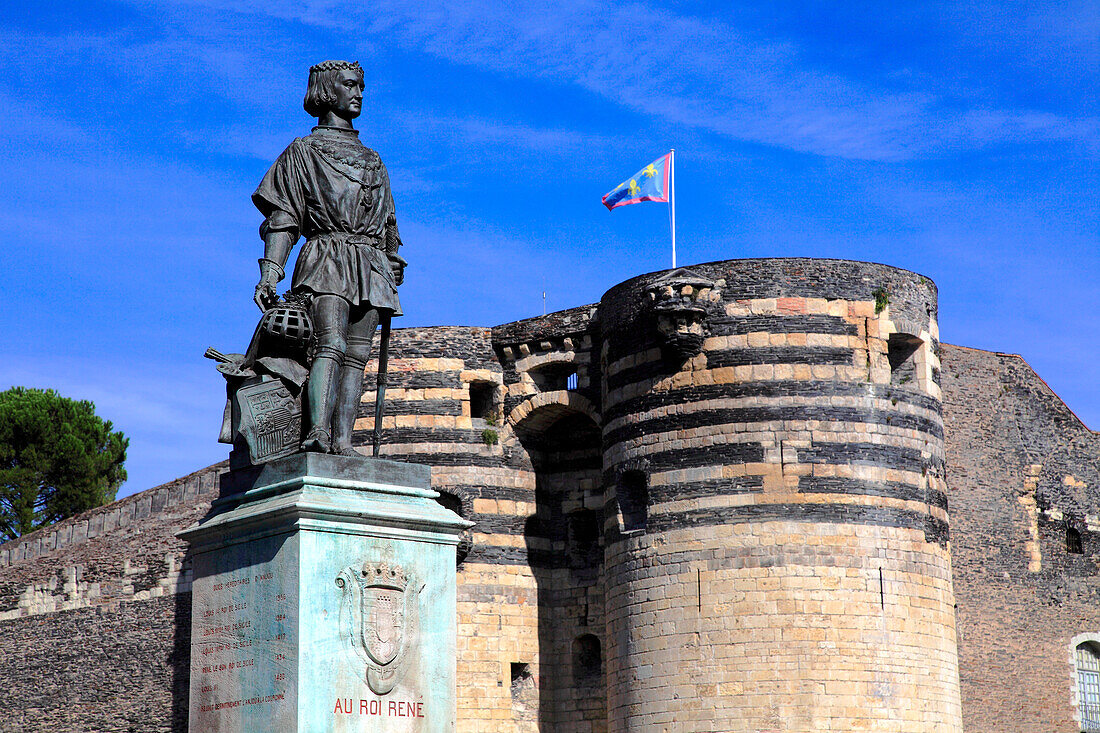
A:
[[0, 387, 128, 541]]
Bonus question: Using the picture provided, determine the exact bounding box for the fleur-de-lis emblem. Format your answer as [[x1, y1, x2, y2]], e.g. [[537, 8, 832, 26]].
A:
[[628, 179, 641, 196], [642, 164, 658, 178]]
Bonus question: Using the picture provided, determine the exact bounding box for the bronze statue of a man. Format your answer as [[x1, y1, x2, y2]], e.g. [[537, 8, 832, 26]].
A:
[[251, 60, 406, 455]]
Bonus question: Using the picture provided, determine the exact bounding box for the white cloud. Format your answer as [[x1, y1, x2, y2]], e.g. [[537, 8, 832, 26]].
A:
[[112, 0, 1099, 161]]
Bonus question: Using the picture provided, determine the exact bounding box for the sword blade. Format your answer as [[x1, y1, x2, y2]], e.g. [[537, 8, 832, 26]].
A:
[[372, 313, 392, 457]]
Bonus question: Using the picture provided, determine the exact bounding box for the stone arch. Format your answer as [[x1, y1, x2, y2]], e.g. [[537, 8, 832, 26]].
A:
[[507, 391, 600, 440], [511, 350, 587, 395], [514, 349, 577, 375]]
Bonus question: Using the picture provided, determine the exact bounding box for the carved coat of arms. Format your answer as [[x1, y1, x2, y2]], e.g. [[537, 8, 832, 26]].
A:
[[336, 563, 420, 695]]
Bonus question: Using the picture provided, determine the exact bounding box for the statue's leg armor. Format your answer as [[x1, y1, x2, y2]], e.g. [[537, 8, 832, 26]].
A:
[[303, 294, 350, 452], [332, 306, 381, 455]]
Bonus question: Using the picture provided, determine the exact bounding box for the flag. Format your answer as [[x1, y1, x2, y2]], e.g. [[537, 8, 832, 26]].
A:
[[602, 153, 671, 211]]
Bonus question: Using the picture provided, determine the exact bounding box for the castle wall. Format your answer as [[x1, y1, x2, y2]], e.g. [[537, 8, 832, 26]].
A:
[[1, 258, 1097, 733], [597, 259, 960, 732], [941, 344, 1100, 733], [0, 465, 221, 732]]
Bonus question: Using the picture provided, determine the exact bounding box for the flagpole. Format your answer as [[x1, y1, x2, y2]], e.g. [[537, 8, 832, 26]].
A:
[[670, 148, 676, 268]]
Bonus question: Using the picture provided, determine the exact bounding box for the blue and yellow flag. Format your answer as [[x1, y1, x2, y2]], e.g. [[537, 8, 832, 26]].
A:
[[602, 153, 671, 211]]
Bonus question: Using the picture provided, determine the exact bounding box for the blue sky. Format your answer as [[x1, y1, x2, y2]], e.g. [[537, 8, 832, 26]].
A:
[[1, 1, 1097, 499]]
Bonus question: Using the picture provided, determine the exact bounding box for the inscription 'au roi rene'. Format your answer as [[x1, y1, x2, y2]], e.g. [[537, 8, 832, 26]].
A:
[[334, 698, 426, 718]]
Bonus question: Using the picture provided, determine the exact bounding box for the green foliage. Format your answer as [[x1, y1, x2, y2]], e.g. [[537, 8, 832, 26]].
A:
[[871, 287, 890, 314], [481, 429, 499, 446], [0, 387, 128, 541]]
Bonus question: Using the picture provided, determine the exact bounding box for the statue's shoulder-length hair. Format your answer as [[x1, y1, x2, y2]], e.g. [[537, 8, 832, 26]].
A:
[[303, 60, 364, 118]]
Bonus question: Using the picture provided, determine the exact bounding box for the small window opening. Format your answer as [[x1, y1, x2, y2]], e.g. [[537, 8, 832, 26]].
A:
[[510, 662, 531, 692], [1077, 642, 1100, 731], [435, 490, 463, 517], [1068, 525, 1084, 554], [435, 491, 470, 566], [573, 634, 602, 682], [509, 661, 537, 720], [568, 510, 601, 568], [469, 381, 497, 420], [619, 470, 648, 533], [888, 333, 923, 387], [529, 363, 577, 392]]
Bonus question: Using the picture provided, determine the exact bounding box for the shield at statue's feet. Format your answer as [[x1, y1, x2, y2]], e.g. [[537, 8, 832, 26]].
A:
[[236, 377, 301, 463]]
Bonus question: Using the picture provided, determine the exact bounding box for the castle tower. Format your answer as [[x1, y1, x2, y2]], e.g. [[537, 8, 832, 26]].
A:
[[598, 259, 961, 732]]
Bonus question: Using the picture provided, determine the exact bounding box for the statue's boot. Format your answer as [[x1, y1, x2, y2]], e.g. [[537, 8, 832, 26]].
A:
[[331, 356, 368, 456], [302, 354, 340, 453]]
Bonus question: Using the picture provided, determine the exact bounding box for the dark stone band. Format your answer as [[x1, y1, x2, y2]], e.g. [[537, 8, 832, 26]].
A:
[[603, 404, 944, 446], [379, 372, 464, 389], [639, 502, 948, 547], [612, 442, 767, 472], [795, 441, 928, 473], [607, 439, 933, 476], [603, 380, 941, 424], [370, 398, 464, 416], [798, 475, 948, 510], [647, 476, 765, 503], [607, 346, 855, 391], [355, 427, 488, 445], [706, 314, 859, 336]]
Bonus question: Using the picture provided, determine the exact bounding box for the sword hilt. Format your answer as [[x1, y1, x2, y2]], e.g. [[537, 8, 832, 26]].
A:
[[204, 347, 232, 363]]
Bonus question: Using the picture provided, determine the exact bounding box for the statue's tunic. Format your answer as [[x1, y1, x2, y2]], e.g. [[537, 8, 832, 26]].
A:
[[253, 125, 403, 315]]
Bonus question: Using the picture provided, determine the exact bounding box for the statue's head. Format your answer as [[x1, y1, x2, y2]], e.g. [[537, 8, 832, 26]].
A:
[[304, 60, 365, 120]]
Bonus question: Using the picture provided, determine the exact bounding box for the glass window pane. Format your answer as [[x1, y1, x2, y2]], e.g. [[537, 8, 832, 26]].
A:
[[1078, 643, 1100, 731]]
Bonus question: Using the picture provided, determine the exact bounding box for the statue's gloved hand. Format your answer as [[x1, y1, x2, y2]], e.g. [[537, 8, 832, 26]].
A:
[[254, 258, 285, 311], [388, 253, 407, 287]]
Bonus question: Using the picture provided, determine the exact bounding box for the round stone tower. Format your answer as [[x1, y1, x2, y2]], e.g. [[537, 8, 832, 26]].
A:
[[598, 258, 961, 732]]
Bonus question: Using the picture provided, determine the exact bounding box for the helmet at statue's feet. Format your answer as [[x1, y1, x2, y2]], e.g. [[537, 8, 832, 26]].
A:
[[260, 301, 313, 351]]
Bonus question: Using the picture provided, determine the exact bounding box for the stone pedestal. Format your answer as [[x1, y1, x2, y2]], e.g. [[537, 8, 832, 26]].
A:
[[179, 453, 471, 733]]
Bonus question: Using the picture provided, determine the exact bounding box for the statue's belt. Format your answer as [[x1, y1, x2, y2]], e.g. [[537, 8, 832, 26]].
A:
[[300, 232, 398, 289], [309, 232, 385, 248]]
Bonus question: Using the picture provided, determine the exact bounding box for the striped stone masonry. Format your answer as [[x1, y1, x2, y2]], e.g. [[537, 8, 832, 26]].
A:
[[597, 259, 960, 732]]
